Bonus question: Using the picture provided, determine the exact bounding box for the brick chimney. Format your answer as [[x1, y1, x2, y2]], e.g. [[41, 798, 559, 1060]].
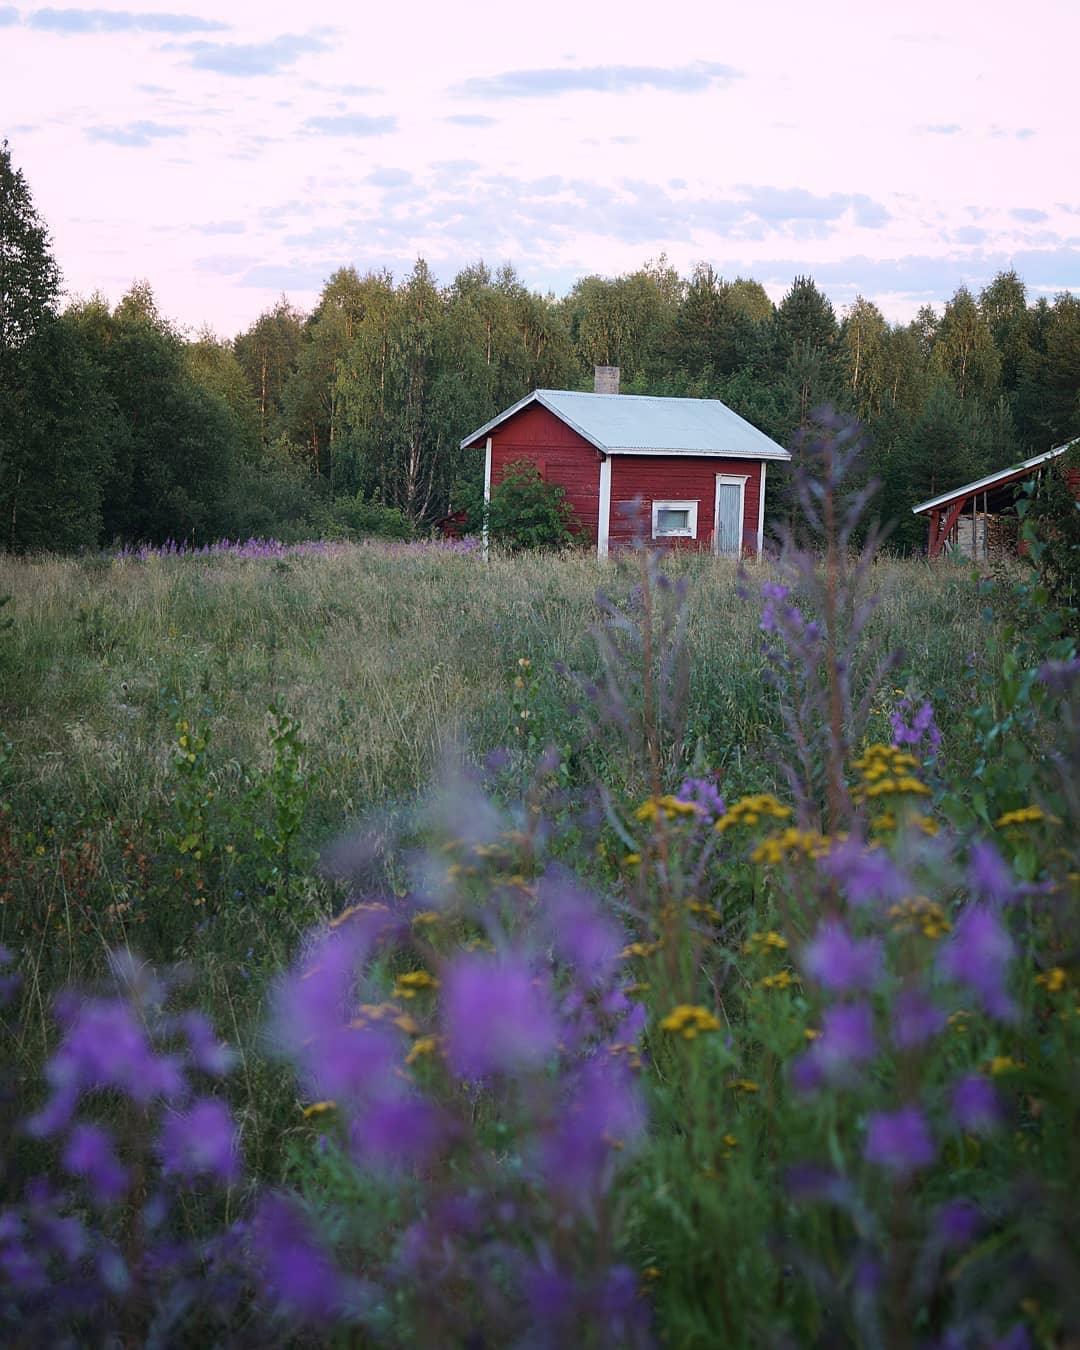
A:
[[593, 365, 620, 395]]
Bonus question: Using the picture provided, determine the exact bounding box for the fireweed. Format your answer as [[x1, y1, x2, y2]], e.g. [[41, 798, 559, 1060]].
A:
[[2, 414, 1078, 1347]]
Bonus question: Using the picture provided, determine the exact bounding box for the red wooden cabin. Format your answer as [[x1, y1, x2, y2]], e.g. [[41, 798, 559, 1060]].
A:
[[459, 368, 791, 559]]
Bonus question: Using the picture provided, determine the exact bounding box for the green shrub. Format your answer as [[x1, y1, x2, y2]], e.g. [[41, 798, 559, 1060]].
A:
[[485, 460, 579, 553], [1023, 441, 1080, 614]]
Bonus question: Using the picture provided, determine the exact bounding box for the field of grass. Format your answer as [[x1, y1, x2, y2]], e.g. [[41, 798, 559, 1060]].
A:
[[1, 539, 1076, 1346]]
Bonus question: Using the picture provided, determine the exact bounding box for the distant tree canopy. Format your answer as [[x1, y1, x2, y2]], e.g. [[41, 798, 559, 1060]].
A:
[[1, 141, 1078, 552]]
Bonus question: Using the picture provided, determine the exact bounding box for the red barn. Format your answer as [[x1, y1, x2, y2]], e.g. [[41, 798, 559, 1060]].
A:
[[460, 368, 791, 558]]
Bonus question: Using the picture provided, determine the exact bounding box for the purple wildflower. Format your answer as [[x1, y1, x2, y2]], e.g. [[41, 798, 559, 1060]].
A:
[[816, 1002, 877, 1077], [890, 695, 942, 759], [253, 1194, 343, 1322], [675, 775, 725, 824], [272, 924, 401, 1103], [62, 1124, 128, 1204], [159, 1099, 240, 1185], [538, 1059, 645, 1201], [177, 1010, 235, 1077], [937, 904, 1016, 1020], [935, 1198, 983, 1249], [538, 870, 625, 987], [967, 841, 1017, 906], [950, 1075, 1003, 1134], [802, 922, 883, 994], [441, 951, 557, 1079], [349, 1096, 444, 1173], [30, 999, 183, 1135], [822, 839, 910, 907], [864, 1105, 936, 1176], [892, 988, 946, 1050]]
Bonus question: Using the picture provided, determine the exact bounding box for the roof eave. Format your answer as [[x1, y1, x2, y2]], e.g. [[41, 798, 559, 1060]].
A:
[[911, 439, 1078, 515], [608, 446, 792, 461]]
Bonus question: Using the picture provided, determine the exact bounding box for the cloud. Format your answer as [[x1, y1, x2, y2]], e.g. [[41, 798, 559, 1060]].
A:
[[303, 113, 396, 136], [917, 123, 962, 135], [1011, 207, 1048, 223], [176, 31, 332, 76], [29, 7, 228, 32], [443, 113, 497, 127], [366, 167, 412, 187], [735, 185, 890, 228], [85, 119, 188, 146], [196, 220, 246, 235], [0, 6, 18, 24], [239, 261, 339, 290], [450, 60, 740, 99], [952, 226, 988, 245], [1016, 127, 1036, 140]]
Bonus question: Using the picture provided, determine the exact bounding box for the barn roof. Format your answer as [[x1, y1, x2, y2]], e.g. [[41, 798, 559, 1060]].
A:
[[460, 389, 792, 460], [911, 439, 1078, 516]]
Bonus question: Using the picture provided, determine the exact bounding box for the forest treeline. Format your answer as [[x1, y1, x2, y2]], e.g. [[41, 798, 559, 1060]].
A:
[[2, 141, 1078, 554]]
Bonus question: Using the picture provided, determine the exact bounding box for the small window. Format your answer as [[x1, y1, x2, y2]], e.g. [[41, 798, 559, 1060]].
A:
[[652, 499, 698, 539]]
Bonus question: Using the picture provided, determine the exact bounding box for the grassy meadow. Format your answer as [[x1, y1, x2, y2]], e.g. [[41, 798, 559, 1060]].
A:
[[2, 539, 1077, 1346]]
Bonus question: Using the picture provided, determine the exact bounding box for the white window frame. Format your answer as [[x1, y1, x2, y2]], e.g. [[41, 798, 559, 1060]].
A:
[[652, 499, 698, 540]]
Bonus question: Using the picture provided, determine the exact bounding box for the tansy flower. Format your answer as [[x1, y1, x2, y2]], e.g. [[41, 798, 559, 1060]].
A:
[[743, 930, 788, 954], [659, 1005, 720, 1040], [995, 805, 1060, 828], [1035, 967, 1068, 992], [758, 970, 798, 991], [393, 970, 440, 999], [715, 794, 792, 832], [727, 1078, 760, 1093], [405, 1036, 439, 1066]]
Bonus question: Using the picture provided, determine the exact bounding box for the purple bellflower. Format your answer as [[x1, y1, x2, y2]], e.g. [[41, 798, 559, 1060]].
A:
[[864, 1105, 936, 1176], [950, 1075, 1003, 1135], [937, 904, 1016, 1021], [159, 1099, 240, 1185], [442, 951, 557, 1079], [802, 922, 883, 994]]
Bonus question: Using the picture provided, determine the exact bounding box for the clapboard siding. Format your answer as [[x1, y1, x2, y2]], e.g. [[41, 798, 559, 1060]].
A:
[[490, 403, 601, 540], [608, 457, 763, 555]]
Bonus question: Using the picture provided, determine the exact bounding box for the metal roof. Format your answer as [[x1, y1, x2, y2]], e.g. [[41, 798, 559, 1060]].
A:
[[911, 439, 1078, 515], [460, 389, 792, 460]]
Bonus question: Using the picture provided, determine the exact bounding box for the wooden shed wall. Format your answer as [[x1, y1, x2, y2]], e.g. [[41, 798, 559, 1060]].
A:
[[609, 456, 763, 554], [489, 404, 601, 541]]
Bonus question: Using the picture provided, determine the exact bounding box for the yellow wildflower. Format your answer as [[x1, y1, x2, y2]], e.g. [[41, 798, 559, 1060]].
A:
[[716, 794, 792, 832], [758, 970, 798, 991], [659, 1004, 721, 1040], [743, 930, 788, 954], [302, 1101, 337, 1118], [634, 794, 701, 823], [751, 826, 835, 865], [887, 897, 951, 940], [1035, 967, 1068, 992], [405, 1036, 439, 1066], [411, 910, 441, 927], [728, 1078, 760, 1093], [620, 941, 661, 959], [623, 853, 641, 866], [995, 805, 1060, 828], [988, 1055, 1021, 1075], [393, 970, 440, 999], [517, 657, 531, 669]]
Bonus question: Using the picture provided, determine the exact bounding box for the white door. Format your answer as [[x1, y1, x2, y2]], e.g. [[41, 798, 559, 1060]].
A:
[[714, 476, 746, 556]]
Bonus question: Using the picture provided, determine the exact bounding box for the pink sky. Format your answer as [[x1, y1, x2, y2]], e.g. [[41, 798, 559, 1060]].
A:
[[3, 0, 1076, 336]]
